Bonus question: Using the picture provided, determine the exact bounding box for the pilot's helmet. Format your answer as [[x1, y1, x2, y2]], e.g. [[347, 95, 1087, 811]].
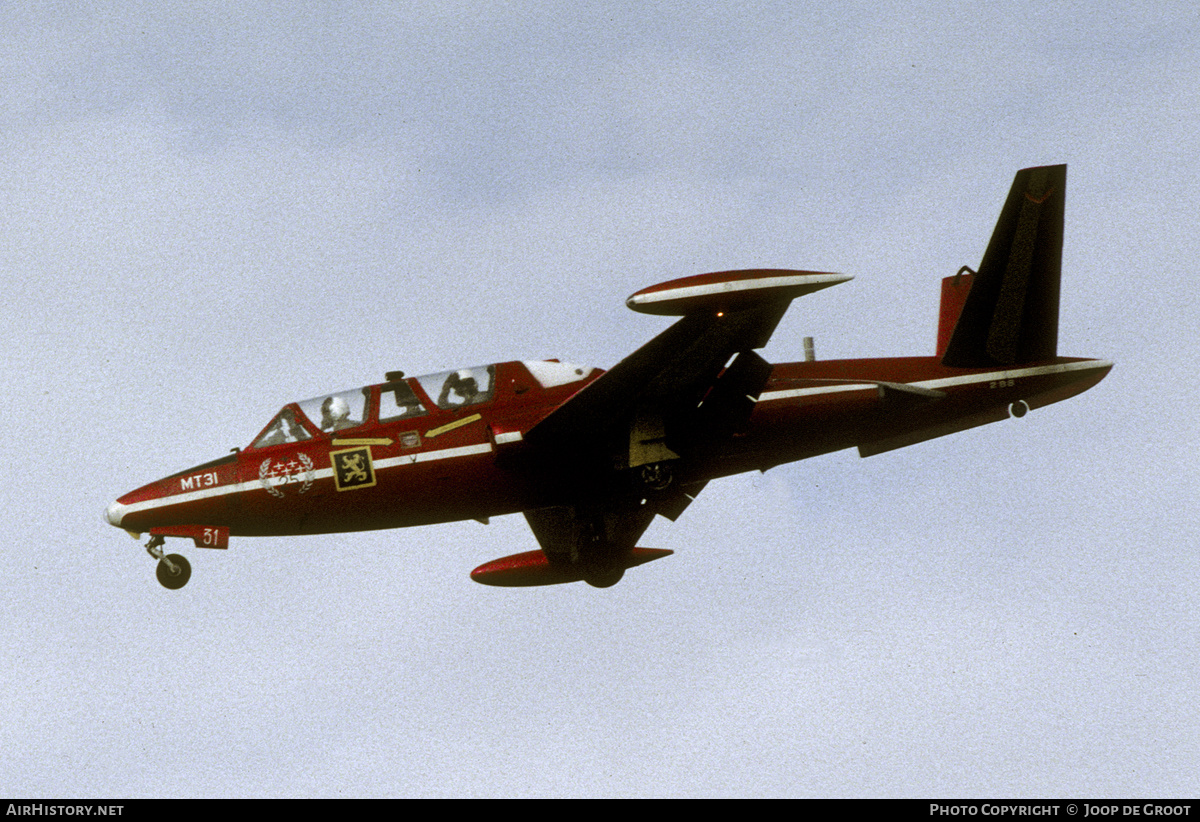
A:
[[456, 370, 478, 394], [322, 395, 350, 427]]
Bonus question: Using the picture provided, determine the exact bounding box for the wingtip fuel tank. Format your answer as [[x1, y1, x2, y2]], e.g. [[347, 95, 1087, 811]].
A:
[[471, 547, 674, 587]]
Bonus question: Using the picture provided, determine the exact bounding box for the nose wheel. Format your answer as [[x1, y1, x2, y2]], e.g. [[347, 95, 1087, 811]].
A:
[[146, 535, 192, 590]]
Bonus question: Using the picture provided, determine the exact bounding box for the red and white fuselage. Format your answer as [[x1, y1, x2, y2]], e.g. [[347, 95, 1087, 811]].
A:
[[105, 354, 1109, 544]]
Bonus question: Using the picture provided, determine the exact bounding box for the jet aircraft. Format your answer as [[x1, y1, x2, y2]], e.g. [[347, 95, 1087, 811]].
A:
[[105, 164, 1110, 589]]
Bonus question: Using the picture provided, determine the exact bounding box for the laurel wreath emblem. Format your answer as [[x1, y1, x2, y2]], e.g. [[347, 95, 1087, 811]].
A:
[[297, 453, 314, 493], [259, 458, 286, 498], [259, 454, 315, 498]]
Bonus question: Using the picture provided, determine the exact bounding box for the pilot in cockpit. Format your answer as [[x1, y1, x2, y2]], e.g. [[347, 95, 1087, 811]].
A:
[[320, 395, 354, 431], [438, 370, 481, 407], [255, 407, 310, 448], [258, 417, 287, 448]]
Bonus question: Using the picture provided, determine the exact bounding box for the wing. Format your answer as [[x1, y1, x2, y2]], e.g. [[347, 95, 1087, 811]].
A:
[[522, 301, 786, 458], [524, 269, 849, 469], [472, 270, 847, 588], [470, 500, 676, 587]]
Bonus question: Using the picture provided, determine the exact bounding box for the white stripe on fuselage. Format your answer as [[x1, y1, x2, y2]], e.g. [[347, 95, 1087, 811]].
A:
[[756, 359, 1111, 403], [114, 360, 1111, 526], [110, 441, 495, 524], [757, 383, 877, 402]]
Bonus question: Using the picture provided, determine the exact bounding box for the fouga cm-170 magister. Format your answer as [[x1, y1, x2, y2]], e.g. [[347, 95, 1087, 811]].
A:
[[106, 164, 1109, 590]]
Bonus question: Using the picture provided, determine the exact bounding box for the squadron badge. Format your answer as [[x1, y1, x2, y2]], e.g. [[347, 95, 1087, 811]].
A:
[[259, 453, 315, 498], [331, 446, 377, 492]]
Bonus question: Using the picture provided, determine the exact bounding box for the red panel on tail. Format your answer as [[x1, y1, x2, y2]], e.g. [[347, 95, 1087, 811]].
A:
[[937, 271, 974, 358]]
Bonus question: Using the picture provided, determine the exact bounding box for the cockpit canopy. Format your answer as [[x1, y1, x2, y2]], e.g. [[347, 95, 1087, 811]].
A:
[[250, 365, 494, 449], [249, 360, 604, 448], [247, 362, 590, 450], [416, 365, 495, 410]]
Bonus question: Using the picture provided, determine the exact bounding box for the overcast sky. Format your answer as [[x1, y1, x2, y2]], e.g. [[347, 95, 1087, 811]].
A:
[[2, 1, 1198, 798]]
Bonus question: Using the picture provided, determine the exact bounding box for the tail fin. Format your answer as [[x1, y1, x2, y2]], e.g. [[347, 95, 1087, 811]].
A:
[[940, 164, 1065, 368]]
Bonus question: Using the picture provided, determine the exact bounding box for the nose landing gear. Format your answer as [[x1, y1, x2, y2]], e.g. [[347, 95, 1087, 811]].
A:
[[146, 535, 191, 590]]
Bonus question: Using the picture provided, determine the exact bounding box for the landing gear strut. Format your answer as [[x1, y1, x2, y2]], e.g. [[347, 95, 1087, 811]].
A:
[[146, 535, 191, 590]]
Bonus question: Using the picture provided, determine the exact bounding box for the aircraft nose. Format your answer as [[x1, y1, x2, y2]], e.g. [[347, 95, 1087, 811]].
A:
[[104, 499, 126, 528]]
